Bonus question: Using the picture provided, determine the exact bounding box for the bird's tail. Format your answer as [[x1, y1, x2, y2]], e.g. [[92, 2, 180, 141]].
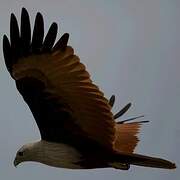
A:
[[111, 121, 176, 170], [110, 152, 176, 170]]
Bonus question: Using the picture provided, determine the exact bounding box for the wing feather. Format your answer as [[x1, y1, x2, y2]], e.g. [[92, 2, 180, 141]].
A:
[[21, 8, 31, 56], [12, 50, 115, 148], [4, 8, 115, 148], [31, 12, 44, 53], [42, 23, 58, 52]]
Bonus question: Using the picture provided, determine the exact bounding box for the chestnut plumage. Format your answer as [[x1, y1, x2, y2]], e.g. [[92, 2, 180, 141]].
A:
[[3, 8, 176, 170]]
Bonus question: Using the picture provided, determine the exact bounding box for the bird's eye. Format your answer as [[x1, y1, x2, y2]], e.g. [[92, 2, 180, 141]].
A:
[[18, 151, 24, 156]]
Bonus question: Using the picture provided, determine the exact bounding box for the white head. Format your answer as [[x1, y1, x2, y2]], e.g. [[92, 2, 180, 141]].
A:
[[14, 142, 39, 167], [13, 140, 82, 169]]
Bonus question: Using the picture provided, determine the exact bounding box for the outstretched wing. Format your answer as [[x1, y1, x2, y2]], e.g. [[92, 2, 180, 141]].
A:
[[3, 8, 115, 149]]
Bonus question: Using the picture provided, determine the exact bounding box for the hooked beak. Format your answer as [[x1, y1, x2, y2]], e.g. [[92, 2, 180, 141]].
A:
[[13, 158, 20, 167]]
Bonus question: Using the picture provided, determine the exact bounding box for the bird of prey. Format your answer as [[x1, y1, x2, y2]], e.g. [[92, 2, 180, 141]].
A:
[[3, 8, 176, 170]]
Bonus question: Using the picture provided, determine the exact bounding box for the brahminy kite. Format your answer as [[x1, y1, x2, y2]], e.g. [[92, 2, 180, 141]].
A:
[[3, 8, 176, 170]]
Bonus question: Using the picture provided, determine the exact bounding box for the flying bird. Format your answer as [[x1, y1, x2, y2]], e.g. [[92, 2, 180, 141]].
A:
[[3, 8, 176, 170]]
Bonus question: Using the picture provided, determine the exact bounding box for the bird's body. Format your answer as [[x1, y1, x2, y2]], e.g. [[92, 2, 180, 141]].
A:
[[15, 140, 122, 169], [3, 8, 176, 170]]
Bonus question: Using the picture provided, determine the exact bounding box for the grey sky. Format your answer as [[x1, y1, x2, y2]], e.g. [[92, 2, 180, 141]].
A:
[[0, 0, 179, 179]]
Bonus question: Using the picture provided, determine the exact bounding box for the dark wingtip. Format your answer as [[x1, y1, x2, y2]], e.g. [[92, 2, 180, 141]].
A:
[[51, 22, 58, 29], [42, 22, 58, 52], [10, 13, 16, 19], [3, 34, 8, 41], [109, 95, 115, 107], [36, 12, 43, 19], [3, 35, 12, 73], [117, 115, 146, 124], [21, 7, 29, 19], [31, 11, 44, 53], [22, 7, 27, 13], [114, 102, 132, 119], [51, 22, 58, 32], [63, 33, 69, 38], [53, 33, 69, 52], [10, 13, 18, 30], [3, 35, 10, 51], [3, 35, 9, 53], [3, 35, 10, 54], [61, 33, 69, 49], [35, 12, 44, 28], [21, 7, 31, 56], [10, 13, 18, 27], [10, 12, 20, 61], [10, 12, 19, 35]]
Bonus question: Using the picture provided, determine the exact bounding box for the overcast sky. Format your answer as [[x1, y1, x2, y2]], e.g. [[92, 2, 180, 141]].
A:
[[0, 0, 179, 180]]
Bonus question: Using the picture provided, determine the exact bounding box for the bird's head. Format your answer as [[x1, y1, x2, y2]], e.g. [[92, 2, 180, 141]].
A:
[[14, 143, 35, 167]]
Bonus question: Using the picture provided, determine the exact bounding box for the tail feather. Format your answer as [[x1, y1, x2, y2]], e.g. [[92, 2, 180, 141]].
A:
[[114, 152, 176, 169], [114, 122, 142, 153], [113, 121, 176, 169]]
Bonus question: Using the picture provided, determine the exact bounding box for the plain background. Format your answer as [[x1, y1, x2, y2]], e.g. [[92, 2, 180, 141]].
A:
[[0, 0, 179, 179]]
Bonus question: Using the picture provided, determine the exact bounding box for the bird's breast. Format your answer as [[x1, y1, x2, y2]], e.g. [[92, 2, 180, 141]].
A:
[[34, 140, 83, 169]]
